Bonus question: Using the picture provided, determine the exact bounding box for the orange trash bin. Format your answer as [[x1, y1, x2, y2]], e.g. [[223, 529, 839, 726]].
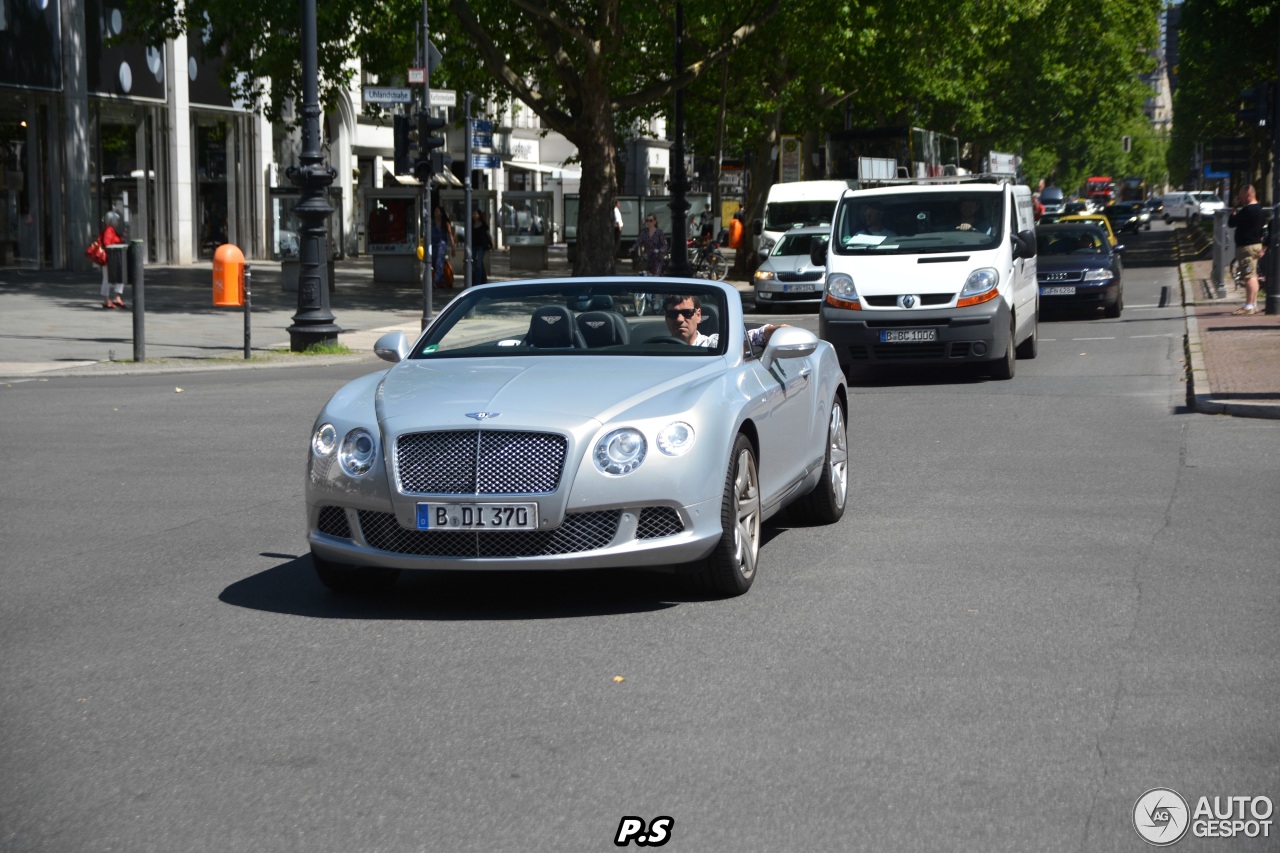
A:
[[213, 244, 245, 306]]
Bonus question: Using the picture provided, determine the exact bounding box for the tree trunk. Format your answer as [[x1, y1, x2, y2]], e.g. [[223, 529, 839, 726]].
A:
[[571, 71, 619, 277]]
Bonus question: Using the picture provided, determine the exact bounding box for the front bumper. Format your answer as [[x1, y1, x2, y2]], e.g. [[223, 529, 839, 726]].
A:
[[1038, 281, 1119, 309], [819, 297, 1012, 368], [307, 496, 723, 572]]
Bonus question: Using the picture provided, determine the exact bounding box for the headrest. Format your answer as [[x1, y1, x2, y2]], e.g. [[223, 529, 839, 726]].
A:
[[577, 311, 630, 347], [698, 302, 720, 337], [527, 305, 583, 349]]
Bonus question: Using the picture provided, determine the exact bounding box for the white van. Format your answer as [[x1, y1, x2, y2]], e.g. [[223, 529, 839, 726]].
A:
[[756, 180, 857, 261], [816, 179, 1039, 380]]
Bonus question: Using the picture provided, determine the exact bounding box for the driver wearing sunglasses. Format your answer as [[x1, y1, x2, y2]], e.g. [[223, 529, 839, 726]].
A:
[[662, 294, 783, 353]]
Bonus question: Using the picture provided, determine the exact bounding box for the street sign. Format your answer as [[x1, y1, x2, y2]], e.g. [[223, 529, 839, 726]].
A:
[[407, 68, 424, 85], [430, 90, 457, 107], [426, 41, 442, 74], [363, 87, 412, 104], [472, 153, 503, 170], [1204, 168, 1231, 179], [1209, 136, 1250, 171], [471, 119, 494, 150]]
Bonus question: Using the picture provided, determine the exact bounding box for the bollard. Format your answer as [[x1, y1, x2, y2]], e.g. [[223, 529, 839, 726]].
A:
[[106, 244, 128, 286], [129, 240, 145, 363], [243, 266, 252, 359]]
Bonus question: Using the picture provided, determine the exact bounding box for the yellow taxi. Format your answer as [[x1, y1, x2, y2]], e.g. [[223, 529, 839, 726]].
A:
[[1056, 213, 1120, 247]]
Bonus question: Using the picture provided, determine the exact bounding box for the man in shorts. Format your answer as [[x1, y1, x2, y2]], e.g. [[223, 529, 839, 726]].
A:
[[1228, 184, 1265, 315]]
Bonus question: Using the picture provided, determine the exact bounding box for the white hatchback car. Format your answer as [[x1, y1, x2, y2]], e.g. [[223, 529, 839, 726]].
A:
[[753, 225, 829, 310]]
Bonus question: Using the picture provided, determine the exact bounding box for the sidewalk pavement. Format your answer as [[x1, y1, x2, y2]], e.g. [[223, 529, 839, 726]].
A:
[[1177, 228, 1280, 419], [2, 238, 1277, 420]]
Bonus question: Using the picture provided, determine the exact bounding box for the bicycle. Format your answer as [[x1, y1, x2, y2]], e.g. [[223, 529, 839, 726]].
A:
[[692, 241, 729, 281]]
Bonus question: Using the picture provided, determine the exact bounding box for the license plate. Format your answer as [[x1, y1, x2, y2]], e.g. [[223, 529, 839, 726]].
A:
[[1040, 285, 1076, 296], [417, 502, 538, 531], [879, 328, 937, 343], [783, 283, 815, 293]]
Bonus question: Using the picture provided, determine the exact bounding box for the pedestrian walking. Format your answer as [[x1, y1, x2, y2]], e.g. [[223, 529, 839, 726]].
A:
[[1229, 184, 1265, 315], [431, 205, 455, 288], [90, 211, 125, 309]]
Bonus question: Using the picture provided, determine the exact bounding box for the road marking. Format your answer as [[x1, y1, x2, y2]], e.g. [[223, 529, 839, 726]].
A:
[[1130, 333, 1176, 339], [1074, 336, 1116, 341]]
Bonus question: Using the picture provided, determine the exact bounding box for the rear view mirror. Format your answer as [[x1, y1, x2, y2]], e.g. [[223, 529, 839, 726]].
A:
[[1014, 229, 1037, 259], [809, 237, 828, 267]]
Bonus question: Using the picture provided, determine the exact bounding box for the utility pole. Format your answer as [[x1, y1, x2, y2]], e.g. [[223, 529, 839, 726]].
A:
[[666, 1, 692, 278]]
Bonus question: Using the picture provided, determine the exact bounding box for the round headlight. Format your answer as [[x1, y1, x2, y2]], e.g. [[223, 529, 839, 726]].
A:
[[312, 423, 338, 457], [339, 428, 378, 477], [594, 428, 646, 476], [656, 421, 695, 456]]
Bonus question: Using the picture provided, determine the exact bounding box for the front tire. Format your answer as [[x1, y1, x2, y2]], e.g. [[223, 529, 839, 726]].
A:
[[1015, 309, 1038, 359], [791, 398, 848, 524], [686, 434, 761, 597], [312, 551, 399, 594], [990, 319, 1016, 379]]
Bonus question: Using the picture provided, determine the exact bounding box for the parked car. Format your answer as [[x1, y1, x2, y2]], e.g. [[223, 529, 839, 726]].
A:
[[1056, 213, 1120, 247], [753, 225, 829, 310], [1103, 201, 1149, 233], [305, 278, 849, 598], [1035, 224, 1124, 317], [1162, 191, 1225, 224]]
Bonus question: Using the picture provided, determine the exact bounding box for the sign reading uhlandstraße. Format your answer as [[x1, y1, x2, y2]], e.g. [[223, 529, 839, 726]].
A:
[[363, 87, 412, 104]]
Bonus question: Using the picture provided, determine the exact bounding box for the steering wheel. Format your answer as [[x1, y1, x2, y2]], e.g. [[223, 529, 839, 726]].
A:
[[644, 335, 689, 346]]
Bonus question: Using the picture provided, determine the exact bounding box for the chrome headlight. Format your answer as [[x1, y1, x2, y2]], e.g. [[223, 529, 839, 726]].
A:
[[960, 268, 999, 298], [339, 428, 378, 477], [826, 272, 858, 301], [1083, 268, 1114, 281], [656, 421, 695, 456], [594, 428, 646, 476], [312, 423, 338, 457]]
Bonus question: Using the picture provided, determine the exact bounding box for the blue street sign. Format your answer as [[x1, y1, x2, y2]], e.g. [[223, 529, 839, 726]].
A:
[[472, 153, 503, 170], [1204, 168, 1230, 179]]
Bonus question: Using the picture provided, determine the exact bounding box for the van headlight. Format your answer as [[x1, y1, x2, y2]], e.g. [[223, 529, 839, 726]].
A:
[[824, 273, 860, 310], [956, 268, 1000, 307]]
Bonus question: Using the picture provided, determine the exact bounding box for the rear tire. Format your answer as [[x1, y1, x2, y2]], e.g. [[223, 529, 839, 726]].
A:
[[791, 398, 848, 524], [312, 551, 399, 594], [685, 434, 761, 597], [1105, 287, 1124, 318]]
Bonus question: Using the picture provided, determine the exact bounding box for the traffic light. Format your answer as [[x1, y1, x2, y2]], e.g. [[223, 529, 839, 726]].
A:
[[392, 114, 412, 175], [1121, 135, 1131, 153], [1238, 82, 1272, 127], [414, 112, 447, 183]]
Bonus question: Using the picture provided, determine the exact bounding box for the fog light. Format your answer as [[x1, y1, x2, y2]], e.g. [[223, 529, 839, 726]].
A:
[[971, 341, 987, 356]]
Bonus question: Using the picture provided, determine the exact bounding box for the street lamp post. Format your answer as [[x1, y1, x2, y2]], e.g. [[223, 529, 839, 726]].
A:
[[285, 0, 341, 351], [665, 1, 692, 278]]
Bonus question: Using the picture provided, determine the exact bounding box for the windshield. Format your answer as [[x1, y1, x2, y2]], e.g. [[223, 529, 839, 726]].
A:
[[1193, 192, 1222, 204], [831, 191, 1005, 255], [410, 281, 730, 358], [763, 200, 837, 231], [773, 231, 822, 256]]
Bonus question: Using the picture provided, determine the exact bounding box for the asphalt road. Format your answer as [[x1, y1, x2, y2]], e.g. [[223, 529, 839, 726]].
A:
[[2, 225, 1277, 852]]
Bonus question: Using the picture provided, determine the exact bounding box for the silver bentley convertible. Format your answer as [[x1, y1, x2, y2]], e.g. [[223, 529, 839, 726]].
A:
[[306, 278, 848, 597]]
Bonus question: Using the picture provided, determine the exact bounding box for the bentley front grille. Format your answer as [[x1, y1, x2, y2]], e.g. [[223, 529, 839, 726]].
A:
[[357, 509, 620, 557], [317, 505, 352, 538], [396, 430, 568, 495]]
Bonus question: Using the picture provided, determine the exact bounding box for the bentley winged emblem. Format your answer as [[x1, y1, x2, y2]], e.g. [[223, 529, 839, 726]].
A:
[[465, 412, 500, 421]]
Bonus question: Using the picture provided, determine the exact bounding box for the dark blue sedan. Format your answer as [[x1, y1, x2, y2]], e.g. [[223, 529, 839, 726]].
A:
[[1035, 224, 1124, 318]]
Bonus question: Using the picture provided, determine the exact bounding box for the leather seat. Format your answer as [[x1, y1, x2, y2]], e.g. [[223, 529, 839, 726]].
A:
[[526, 305, 586, 349]]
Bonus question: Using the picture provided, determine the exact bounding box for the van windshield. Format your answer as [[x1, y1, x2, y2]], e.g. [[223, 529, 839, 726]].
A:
[[831, 192, 1005, 255], [763, 200, 837, 231]]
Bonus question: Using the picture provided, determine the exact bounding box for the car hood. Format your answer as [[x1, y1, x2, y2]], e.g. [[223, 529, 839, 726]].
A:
[[763, 255, 826, 277], [1037, 254, 1112, 273], [375, 357, 724, 431]]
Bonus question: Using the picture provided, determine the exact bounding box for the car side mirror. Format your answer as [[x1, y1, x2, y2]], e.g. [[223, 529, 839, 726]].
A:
[[1014, 229, 1037, 259], [1114, 244, 1126, 253], [760, 326, 819, 371], [809, 237, 828, 267], [374, 331, 410, 363], [751, 219, 762, 236]]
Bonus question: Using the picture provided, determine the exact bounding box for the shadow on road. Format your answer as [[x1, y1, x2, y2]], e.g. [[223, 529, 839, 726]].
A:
[[218, 554, 721, 620]]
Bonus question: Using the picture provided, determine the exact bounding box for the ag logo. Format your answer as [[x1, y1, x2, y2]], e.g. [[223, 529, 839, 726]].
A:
[[1133, 787, 1190, 845]]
